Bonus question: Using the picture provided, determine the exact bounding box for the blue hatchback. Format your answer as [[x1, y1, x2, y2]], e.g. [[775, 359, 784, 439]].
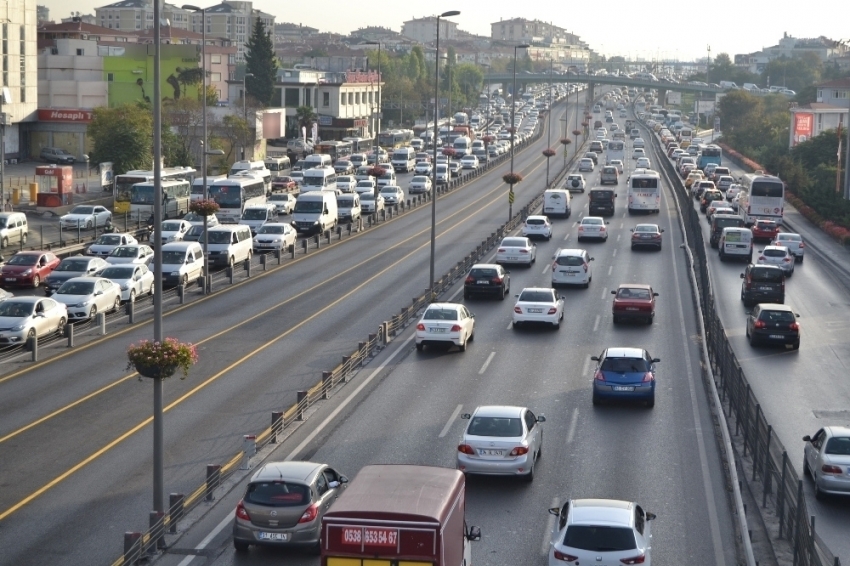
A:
[[591, 347, 659, 408]]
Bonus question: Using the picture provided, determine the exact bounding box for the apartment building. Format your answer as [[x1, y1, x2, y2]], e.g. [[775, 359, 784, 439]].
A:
[[2, 0, 39, 160], [401, 16, 458, 44]]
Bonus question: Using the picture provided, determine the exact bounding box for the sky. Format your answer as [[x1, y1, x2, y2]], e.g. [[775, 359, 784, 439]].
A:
[[41, 0, 850, 62]]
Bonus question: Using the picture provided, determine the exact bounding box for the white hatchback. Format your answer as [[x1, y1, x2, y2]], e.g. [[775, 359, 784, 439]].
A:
[[521, 215, 552, 240], [635, 157, 651, 169], [772, 232, 805, 261], [577, 217, 609, 241], [512, 287, 564, 329], [551, 248, 593, 287], [757, 245, 795, 275]]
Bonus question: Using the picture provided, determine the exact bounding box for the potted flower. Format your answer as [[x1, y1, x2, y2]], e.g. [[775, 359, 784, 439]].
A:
[[502, 172, 524, 186], [189, 198, 220, 217], [366, 166, 385, 179], [572, 130, 582, 137], [441, 147, 457, 158], [127, 337, 199, 379], [542, 148, 556, 158]]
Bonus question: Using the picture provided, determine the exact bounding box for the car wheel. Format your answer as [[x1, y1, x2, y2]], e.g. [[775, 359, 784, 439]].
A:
[[458, 337, 467, 352], [85, 220, 93, 230], [32, 275, 41, 288], [749, 334, 758, 347], [21, 232, 27, 245], [799, 255, 804, 263], [233, 540, 249, 552], [89, 305, 97, 319], [554, 320, 561, 330], [112, 296, 121, 313], [128, 290, 136, 303], [0, 236, 7, 248], [792, 340, 800, 351], [499, 287, 505, 301], [56, 317, 66, 335], [814, 476, 826, 501], [415, 343, 423, 352], [149, 283, 155, 296], [523, 461, 535, 483], [463, 290, 470, 300], [27, 328, 37, 342], [613, 314, 619, 324], [592, 393, 601, 406], [719, 252, 726, 262], [512, 321, 519, 329], [182, 274, 189, 287], [803, 459, 811, 477]]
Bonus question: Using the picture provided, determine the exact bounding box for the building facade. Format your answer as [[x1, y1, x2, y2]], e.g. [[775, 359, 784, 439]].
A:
[[2, 0, 39, 160], [188, 1, 273, 62], [401, 16, 458, 44]]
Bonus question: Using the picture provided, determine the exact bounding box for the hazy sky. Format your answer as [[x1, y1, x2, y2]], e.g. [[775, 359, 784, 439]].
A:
[[40, 0, 850, 62]]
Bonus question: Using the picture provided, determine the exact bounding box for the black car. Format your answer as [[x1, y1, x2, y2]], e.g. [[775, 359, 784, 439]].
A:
[[746, 303, 800, 349], [464, 263, 510, 300], [740, 264, 784, 306]]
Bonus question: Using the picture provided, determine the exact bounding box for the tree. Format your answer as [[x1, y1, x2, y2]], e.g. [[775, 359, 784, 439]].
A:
[[304, 48, 328, 58], [217, 115, 251, 164], [244, 18, 276, 106], [88, 103, 153, 173], [454, 64, 483, 108], [295, 105, 317, 133]]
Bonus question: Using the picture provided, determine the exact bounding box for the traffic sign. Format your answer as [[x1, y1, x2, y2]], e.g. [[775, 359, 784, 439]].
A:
[[508, 190, 515, 204]]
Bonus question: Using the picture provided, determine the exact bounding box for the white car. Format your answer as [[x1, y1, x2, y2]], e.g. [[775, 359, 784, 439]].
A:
[[96, 264, 154, 303], [290, 171, 304, 187], [803, 425, 850, 500], [414, 160, 433, 175], [182, 212, 220, 227], [726, 184, 743, 203], [337, 175, 356, 192], [354, 179, 376, 195], [252, 223, 297, 252], [0, 297, 67, 346], [521, 215, 552, 240], [635, 157, 651, 169], [633, 137, 646, 148], [496, 236, 537, 266], [106, 244, 155, 265], [379, 185, 404, 205], [60, 205, 112, 230], [414, 302, 475, 352], [632, 148, 646, 160], [408, 175, 432, 194], [578, 158, 595, 172], [267, 193, 296, 214], [551, 248, 593, 288], [609, 159, 624, 173], [460, 155, 479, 169], [360, 193, 384, 213], [151, 219, 192, 245], [757, 245, 795, 275], [86, 233, 138, 258], [772, 232, 805, 261], [565, 174, 586, 192], [512, 287, 564, 329], [577, 217, 609, 241], [547, 499, 655, 566], [51, 276, 121, 320]]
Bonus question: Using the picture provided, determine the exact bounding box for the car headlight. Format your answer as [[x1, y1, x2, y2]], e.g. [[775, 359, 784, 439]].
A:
[[312, 221, 319, 225], [272, 238, 282, 243], [74, 300, 93, 307], [120, 283, 130, 290], [22, 269, 32, 276], [11, 322, 27, 331]]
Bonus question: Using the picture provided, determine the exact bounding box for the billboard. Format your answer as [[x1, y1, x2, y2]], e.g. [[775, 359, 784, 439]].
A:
[[103, 44, 202, 107], [792, 112, 813, 146]]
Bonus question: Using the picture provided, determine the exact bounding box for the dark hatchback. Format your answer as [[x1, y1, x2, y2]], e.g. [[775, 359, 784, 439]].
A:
[[746, 303, 800, 349], [464, 264, 510, 300], [740, 264, 785, 306], [588, 189, 617, 216]]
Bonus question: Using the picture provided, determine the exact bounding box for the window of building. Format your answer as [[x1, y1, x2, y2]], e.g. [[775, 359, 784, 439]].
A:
[[211, 54, 221, 64], [284, 87, 299, 106], [77, 48, 84, 55], [305, 88, 311, 107], [107, 72, 114, 81], [348, 92, 353, 105], [323, 91, 329, 107], [210, 72, 221, 82]]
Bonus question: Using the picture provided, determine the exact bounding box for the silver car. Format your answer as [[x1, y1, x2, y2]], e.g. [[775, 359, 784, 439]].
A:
[[96, 264, 155, 303], [0, 297, 67, 345], [233, 461, 348, 551], [52, 277, 122, 320], [756, 245, 794, 275], [457, 405, 545, 481], [772, 232, 805, 261], [495, 236, 537, 266], [803, 425, 850, 499]]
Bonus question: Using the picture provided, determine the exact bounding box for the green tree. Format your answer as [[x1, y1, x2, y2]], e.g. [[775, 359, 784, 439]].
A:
[[304, 48, 328, 57], [454, 63, 483, 108], [244, 18, 276, 106], [218, 115, 250, 164], [88, 103, 153, 173], [295, 105, 318, 131]]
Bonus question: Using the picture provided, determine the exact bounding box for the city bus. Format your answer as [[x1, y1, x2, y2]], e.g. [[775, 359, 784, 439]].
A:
[[314, 140, 353, 162], [113, 166, 196, 215], [377, 129, 414, 149], [678, 127, 693, 145], [342, 137, 375, 153], [208, 173, 267, 223], [129, 179, 192, 220], [606, 140, 626, 164], [627, 170, 661, 214], [737, 173, 785, 225], [191, 175, 226, 202], [697, 144, 722, 170], [263, 155, 291, 174]]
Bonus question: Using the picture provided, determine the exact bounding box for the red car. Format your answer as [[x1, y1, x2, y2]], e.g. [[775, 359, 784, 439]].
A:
[[611, 284, 658, 325], [752, 219, 779, 242], [271, 176, 297, 192], [0, 251, 61, 288]]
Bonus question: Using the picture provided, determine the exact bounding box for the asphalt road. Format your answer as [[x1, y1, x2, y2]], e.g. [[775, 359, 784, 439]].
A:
[[0, 93, 626, 565]]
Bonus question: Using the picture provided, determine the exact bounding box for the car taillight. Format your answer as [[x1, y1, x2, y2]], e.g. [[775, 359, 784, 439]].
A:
[[642, 372, 654, 383], [583, 263, 588, 272], [458, 444, 475, 455], [514, 306, 522, 314], [600, 227, 606, 232], [547, 307, 558, 315], [553, 550, 578, 562], [509, 446, 529, 456], [594, 370, 605, 381], [450, 324, 462, 332], [578, 226, 584, 231], [235, 501, 251, 521], [822, 464, 842, 474], [519, 249, 528, 253], [758, 256, 765, 261], [416, 323, 426, 330], [754, 320, 766, 329], [799, 242, 805, 248], [498, 248, 506, 252], [465, 276, 475, 283], [299, 503, 319, 523], [552, 262, 558, 271], [620, 554, 646, 564], [789, 322, 800, 331], [783, 257, 791, 263], [492, 277, 502, 284]]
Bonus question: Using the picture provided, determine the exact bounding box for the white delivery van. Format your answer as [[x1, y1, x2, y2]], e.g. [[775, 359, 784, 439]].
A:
[[435, 163, 449, 185], [303, 154, 332, 170], [302, 166, 338, 192], [159, 241, 205, 286], [453, 136, 472, 157], [542, 188, 572, 218], [391, 147, 416, 173], [718, 227, 753, 263], [205, 224, 254, 268], [0, 212, 29, 248], [336, 193, 361, 224], [291, 191, 338, 234]]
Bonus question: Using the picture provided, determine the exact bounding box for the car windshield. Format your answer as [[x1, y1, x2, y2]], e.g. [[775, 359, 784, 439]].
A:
[[617, 288, 651, 300], [469, 268, 498, 278], [759, 310, 795, 323], [294, 201, 324, 212], [825, 437, 850, 455], [208, 231, 234, 244], [95, 235, 123, 245], [501, 238, 528, 247], [555, 255, 584, 266], [110, 246, 139, 258], [257, 225, 285, 234], [70, 206, 94, 215], [380, 188, 397, 195], [242, 209, 268, 220], [183, 213, 203, 222], [777, 234, 801, 242], [564, 525, 637, 552], [244, 481, 311, 507], [162, 222, 183, 231], [0, 301, 35, 317], [518, 290, 555, 302], [57, 281, 95, 295], [422, 308, 458, 321], [412, 176, 428, 182], [161, 251, 187, 264], [526, 218, 545, 225], [764, 249, 787, 258], [6, 254, 38, 266], [56, 259, 90, 272], [601, 357, 649, 372], [635, 225, 657, 233], [99, 267, 135, 279], [467, 416, 523, 437], [583, 218, 603, 226]]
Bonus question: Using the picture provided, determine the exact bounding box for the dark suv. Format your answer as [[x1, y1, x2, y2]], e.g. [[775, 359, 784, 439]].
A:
[[589, 188, 617, 216], [740, 264, 785, 306], [464, 263, 510, 300]]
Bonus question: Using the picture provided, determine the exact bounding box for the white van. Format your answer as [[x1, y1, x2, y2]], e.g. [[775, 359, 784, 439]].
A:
[[303, 154, 332, 170], [0, 212, 29, 248], [453, 136, 472, 157], [205, 224, 254, 268], [376, 169, 396, 188], [240, 203, 278, 234], [435, 163, 449, 185], [230, 160, 271, 191], [191, 175, 226, 202], [391, 147, 416, 173], [336, 193, 361, 224], [291, 190, 338, 234], [543, 188, 572, 218], [159, 241, 205, 286], [718, 227, 753, 263], [302, 166, 338, 192]]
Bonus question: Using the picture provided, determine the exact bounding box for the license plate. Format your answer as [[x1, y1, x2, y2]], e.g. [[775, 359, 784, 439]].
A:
[[769, 334, 783, 339], [258, 532, 289, 541], [5, 278, 16, 281], [507, 256, 518, 261], [626, 307, 639, 311], [430, 328, 447, 333], [613, 386, 635, 392], [528, 308, 543, 313], [479, 449, 504, 456], [477, 280, 489, 284], [758, 286, 772, 290], [566, 269, 579, 273]]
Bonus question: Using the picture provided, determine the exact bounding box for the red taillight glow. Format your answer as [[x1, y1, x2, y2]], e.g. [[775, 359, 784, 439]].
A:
[[583, 263, 589, 272], [498, 248, 506, 252], [642, 372, 654, 383], [594, 370, 605, 381], [600, 227, 606, 231], [578, 226, 584, 231], [783, 257, 791, 262], [416, 323, 426, 330], [514, 306, 522, 314], [235, 501, 251, 521], [789, 322, 800, 331], [465, 276, 475, 283], [758, 256, 766, 261], [450, 324, 461, 332], [553, 550, 578, 562], [754, 320, 766, 329], [458, 444, 475, 455], [509, 446, 529, 456], [519, 249, 529, 253], [620, 554, 646, 564], [822, 464, 842, 474], [299, 503, 319, 523]]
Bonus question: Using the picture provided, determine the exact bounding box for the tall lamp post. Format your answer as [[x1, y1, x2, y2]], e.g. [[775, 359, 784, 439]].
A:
[[152, 0, 164, 515], [365, 41, 382, 209], [429, 10, 460, 296], [546, 58, 553, 185], [508, 43, 530, 220], [241, 72, 254, 160]]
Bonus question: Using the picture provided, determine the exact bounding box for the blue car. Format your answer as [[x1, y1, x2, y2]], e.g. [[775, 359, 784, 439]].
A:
[[591, 347, 659, 408]]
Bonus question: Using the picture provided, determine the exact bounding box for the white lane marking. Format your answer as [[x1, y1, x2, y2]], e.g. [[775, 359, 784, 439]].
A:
[[507, 320, 514, 330], [542, 264, 551, 275], [541, 496, 559, 554], [571, 221, 578, 227], [563, 232, 570, 241], [593, 315, 600, 332], [620, 222, 624, 228], [612, 249, 618, 257], [607, 265, 613, 276], [581, 356, 591, 377], [566, 408, 579, 444], [617, 234, 621, 242], [601, 287, 608, 300], [479, 352, 496, 375], [439, 404, 464, 438]]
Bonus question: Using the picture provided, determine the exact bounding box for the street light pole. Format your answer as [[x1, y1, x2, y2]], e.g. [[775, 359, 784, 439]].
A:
[[152, 0, 164, 515], [546, 58, 553, 186], [365, 41, 382, 209], [509, 44, 530, 221], [242, 72, 254, 160], [430, 10, 459, 296]]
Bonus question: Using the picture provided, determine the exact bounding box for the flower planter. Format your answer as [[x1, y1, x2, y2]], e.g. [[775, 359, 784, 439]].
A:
[[134, 363, 178, 379]]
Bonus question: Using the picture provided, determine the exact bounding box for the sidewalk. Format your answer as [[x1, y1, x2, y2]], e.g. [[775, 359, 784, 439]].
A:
[[1, 160, 108, 213]]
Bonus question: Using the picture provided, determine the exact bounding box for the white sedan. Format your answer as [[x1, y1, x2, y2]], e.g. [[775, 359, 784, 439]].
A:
[[360, 193, 384, 213], [632, 148, 646, 160], [577, 217, 609, 241], [496, 236, 537, 266], [267, 193, 296, 215], [512, 287, 564, 329], [379, 185, 404, 205], [336, 176, 356, 192], [460, 155, 479, 169], [97, 264, 154, 303], [414, 161, 433, 175], [151, 220, 192, 245], [106, 244, 155, 265], [408, 175, 432, 194], [86, 233, 138, 258], [772, 232, 805, 261], [635, 157, 651, 169], [252, 223, 298, 252], [609, 159, 624, 173], [60, 205, 112, 230], [0, 297, 67, 346], [354, 179, 376, 194], [415, 302, 475, 352], [51, 276, 122, 320], [521, 215, 552, 240]]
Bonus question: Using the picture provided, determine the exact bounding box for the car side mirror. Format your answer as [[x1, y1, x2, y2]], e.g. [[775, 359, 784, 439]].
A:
[[652, 358, 661, 363], [467, 525, 481, 541], [653, 292, 659, 297], [460, 413, 471, 419], [537, 414, 546, 422], [740, 273, 745, 279], [591, 356, 600, 361], [548, 507, 561, 516], [646, 512, 657, 521], [610, 290, 616, 295], [661, 229, 665, 233], [802, 435, 811, 442], [95, 290, 103, 296]]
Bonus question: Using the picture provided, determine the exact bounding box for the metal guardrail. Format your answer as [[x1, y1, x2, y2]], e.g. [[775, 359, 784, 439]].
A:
[[648, 120, 841, 566], [107, 104, 587, 566]]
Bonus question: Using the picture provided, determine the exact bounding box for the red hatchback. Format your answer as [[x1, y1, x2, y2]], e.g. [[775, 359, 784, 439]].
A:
[[611, 284, 658, 325], [271, 176, 297, 192], [0, 251, 60, 288], [752, 219, 779, 242]]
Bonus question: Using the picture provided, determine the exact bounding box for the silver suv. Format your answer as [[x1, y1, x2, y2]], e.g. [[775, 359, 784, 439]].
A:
[[40, 147, 76, 164]]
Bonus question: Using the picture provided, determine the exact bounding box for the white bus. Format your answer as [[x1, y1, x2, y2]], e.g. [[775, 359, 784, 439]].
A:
[[209, 174, 267, 223], [264, 155, 291, 174], [738, 173, 785, 225], [606, 140, 626, 164], [302, 166, 338, 192], [129, 179, 192, 220], [191, 175, 226, 202], [113, 166, 195, 215], [627, 170, 661, 214]]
